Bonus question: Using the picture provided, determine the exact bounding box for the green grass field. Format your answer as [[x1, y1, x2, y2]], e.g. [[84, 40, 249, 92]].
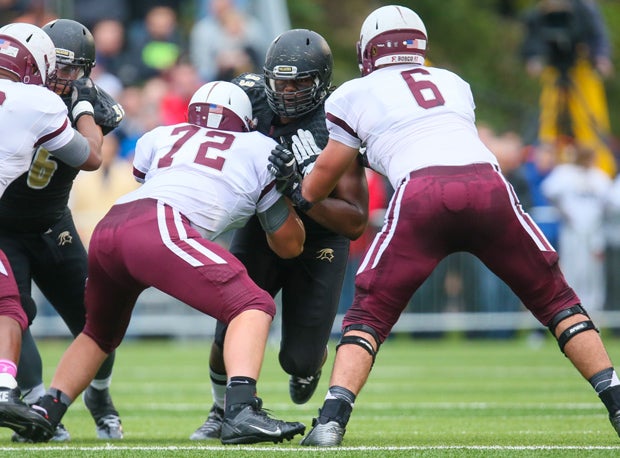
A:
[[3, 333, 620, 457]]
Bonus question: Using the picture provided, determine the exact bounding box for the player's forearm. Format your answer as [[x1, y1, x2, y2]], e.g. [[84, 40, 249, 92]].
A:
[[266, 209, 306, 258], [305, 197, 368, 240], [75, 115, 103, 171]]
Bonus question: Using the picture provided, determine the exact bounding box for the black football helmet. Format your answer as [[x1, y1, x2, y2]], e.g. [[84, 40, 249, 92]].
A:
[[264, 29, 333, 118], [42, 19, 96, 94]]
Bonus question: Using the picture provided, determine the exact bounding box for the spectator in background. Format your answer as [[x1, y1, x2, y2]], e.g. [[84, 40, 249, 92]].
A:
[[542, 143, 612, 311], [604, 175, 620, 334], [246, 0, 290, 40], [523, 142, 562, 248], [521, 0, 615, 176], [160, 61, 202, 125], [73, 0, 128, 31], [123, 5, 184, 86], [189, 0, 269, 82], [0, 0, 27, 25], [13, 0, 56, 26], [91, 19, 131, 85]]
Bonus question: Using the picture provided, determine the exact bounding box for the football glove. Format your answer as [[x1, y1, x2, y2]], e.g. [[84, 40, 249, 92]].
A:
[[93, 87, 125, 135], [291, 129, 321, 176], [70, 77, 97, 122], [268, 145, 314, 212]]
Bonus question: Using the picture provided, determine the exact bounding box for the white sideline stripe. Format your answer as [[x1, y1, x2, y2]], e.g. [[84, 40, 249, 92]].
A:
[[1, 445, 620, 452], [112, 401, 605, 411]]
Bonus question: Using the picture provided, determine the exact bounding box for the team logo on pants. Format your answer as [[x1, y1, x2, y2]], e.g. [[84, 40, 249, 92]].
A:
[[316, 248, 334, 262], [57, 231, 73, 246]]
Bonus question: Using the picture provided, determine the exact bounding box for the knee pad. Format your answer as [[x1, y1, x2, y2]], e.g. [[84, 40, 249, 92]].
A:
[[548, 304, 599, 354], [337, 324, 381, 365]]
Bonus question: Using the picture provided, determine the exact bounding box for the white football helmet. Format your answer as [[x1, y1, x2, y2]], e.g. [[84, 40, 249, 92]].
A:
[[0, 22, 56, 85], [188, 81, 254, 132], [357, 5, 428, 76]]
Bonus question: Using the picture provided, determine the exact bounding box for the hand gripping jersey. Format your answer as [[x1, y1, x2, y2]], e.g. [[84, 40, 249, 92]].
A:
[[120, 122, 281, 240]]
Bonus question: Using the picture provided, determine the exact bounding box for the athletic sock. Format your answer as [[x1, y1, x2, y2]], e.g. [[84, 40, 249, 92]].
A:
[[89, 375, 112, 391], [210, 367, 227, 410], [22, 382, 46, 405], [0, 359, 17, 378], [590, 368, 620, 394], [0, 372, 17, 389]]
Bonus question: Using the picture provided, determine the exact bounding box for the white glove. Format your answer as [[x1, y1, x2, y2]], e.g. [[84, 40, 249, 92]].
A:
[[291, 129, 321, 176]]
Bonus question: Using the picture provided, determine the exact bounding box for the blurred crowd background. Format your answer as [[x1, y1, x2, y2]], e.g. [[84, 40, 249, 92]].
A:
[[5, 0, 620, 338]]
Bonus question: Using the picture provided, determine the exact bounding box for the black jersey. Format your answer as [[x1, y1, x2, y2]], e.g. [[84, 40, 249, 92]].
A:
[[0, 85, 123, 234], [232, 72, 335, 238]]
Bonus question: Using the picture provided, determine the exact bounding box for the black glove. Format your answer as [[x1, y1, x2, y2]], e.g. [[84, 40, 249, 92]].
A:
[[268, 145, 314, 212], [70, 77, 97, 122], [93, 86, 125, 135]]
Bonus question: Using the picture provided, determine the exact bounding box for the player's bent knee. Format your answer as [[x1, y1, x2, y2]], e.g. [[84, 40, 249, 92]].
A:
[[547, 304, 599, 354]]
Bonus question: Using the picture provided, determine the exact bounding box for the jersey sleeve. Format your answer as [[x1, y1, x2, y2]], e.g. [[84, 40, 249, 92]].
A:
[[324, 86, 363, 150], [35, 91, 75, 152], [132, 128, 159, 183]]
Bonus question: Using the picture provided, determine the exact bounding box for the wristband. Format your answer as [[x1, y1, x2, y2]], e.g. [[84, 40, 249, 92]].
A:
[[296, 196, 314, 213], [72, 101, 95, 122], [290, 187, 314, 212]]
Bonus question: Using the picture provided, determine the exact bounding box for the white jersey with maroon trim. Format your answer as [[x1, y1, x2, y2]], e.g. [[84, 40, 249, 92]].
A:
[[119, 123, 281, 240], [0, 80, 74, 196], [325, 65, 499, 189]]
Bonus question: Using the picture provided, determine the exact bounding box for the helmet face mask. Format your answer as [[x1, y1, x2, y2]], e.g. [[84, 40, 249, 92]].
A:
[[0, 23, 56, 86], [188, 81, 254, 132], [42, 19, 95, 95], [264, 29, 333, 118], [357, 5, 428, 76]]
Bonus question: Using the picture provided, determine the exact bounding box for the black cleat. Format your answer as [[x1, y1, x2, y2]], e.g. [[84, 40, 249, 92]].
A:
[[289, 370, 322, 405], [221, 397, 305, 444], [190, 404, 224, 440], [0, 387, 54, 442], [12, 422, 70, 443], [610, 410, 620, 438]]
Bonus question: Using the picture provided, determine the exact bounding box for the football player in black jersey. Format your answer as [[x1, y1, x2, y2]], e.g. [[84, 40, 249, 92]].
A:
[[0, 19, 125, 442], [190, 29, 369, 440]]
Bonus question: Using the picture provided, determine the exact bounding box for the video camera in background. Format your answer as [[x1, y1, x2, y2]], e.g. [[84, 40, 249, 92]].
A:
[[537, 0, 594, 77]]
